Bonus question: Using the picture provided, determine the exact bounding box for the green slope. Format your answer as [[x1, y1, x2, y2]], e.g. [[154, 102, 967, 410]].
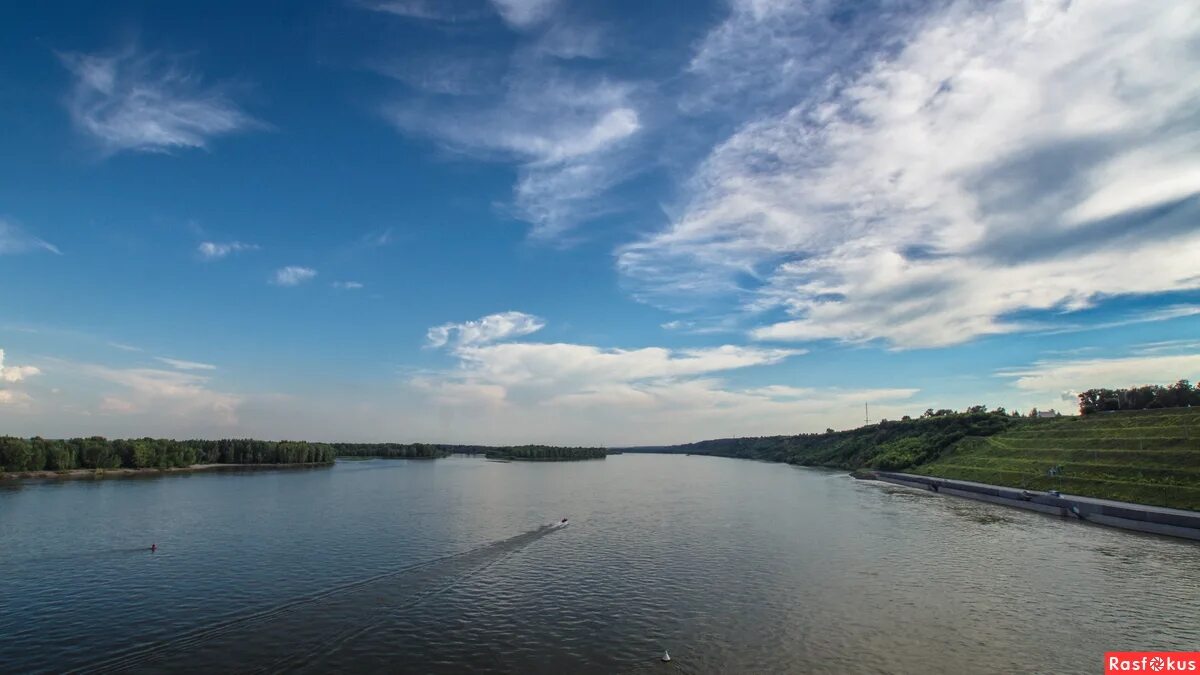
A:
[[624, 412, 1021, 469], [914, 408, 1200, 510]]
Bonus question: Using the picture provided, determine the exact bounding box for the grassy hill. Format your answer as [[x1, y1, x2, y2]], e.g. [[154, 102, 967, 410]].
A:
[[914, 408, 1200, 510], [625, 407, 1200, 511], [624, 412, 1020, 469]]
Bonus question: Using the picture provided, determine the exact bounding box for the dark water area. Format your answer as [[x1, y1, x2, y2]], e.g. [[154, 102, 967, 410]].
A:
[[1, 455, 1197, 674]]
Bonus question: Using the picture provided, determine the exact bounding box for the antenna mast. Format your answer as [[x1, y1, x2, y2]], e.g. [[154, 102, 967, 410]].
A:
[[865, 402, 870, 425]]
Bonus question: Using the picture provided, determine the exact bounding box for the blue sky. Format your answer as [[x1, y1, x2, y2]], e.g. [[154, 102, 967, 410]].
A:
[[0, 0, 1197, 445]]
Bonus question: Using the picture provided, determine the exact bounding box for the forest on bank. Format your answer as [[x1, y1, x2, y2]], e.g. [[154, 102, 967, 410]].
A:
[[625, 411, 1019, 471], [0, 437, 338, 473], [627, 380, 1196, 472], [4, 380, 1192, 474], [1077, 380, 1198, 414], [0, 437, 609, 472], [484, 445, 607, 461]]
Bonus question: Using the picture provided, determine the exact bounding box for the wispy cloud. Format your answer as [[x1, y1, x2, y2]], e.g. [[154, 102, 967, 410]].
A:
[[999, 353, 1200, 394], [59, 46, 259, 155], [490, 0, 559, 29], [155, 356, 217, 371], [620, 0, 1200, 348], [363, 228, 393, 247], [387, 73, 641, 239], [426, 311, 546, 348], [332, 281, 365, 290], [79, 363, 241, 424], [373, 0, 642, 242], [198, 241, 258, 260], [1036, 304, 1200, 336], [107, 342, 143, 353], [0, 219, 61, 255], [271, 266, 317, 286], [361, 0, 491, 23], [362, 0, 558, 28]]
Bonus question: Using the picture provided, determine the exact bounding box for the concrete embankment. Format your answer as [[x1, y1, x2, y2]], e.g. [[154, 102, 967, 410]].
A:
[[864, 471, 1200, 542]]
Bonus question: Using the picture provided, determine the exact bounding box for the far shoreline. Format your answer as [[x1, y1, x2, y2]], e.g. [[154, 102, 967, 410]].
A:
[[0, 462, 332, 482]]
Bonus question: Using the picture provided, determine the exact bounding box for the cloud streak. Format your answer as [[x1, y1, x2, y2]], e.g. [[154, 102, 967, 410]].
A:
[[59, 46, 259, 155], [1001, 353, 1200, 392], [619, 0, 1200, 348], [0, 219, 60, 255], [155, 357, 217, 371]]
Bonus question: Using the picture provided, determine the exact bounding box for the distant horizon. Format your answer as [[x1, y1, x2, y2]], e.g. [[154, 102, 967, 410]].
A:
[[1, 0, 1198, 446]]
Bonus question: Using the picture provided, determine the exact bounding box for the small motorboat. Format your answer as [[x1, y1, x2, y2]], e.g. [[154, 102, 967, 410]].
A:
[[662, 650, 671, 662]]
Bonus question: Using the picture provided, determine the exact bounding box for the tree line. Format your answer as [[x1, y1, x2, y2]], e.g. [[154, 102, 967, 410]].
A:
[[1078, 380, 1198, 415], [484, 445, 607, 461], [0, 436, 337, 473], [624, 410, 1020, 472], [330, 443, 450, 459], [0, 436, 615, 472]]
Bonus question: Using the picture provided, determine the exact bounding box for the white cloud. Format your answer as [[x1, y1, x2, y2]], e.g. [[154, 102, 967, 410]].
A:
[[198, 241, 258, 260], [155, 357, 217, 371], [0, 348, 40, 383], [0, 390, 33, 406], [271, 266, 317, 286], [333, 281, 365, 290], [59, 46, 258, 155], [411, 323, 918, 443], [0, 348, 39, 407], [450, 342, 800, 388], [426, 311, 546, 348], [0, 219, 60, 255], [1000, 354, 1200, 393], [620, 0, 1200, 348], [79, 364, 241, 424]]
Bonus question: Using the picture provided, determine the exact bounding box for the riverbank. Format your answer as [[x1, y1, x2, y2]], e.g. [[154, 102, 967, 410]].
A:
[[0, 462, 332, 482], [860, 470, 1200, 541]]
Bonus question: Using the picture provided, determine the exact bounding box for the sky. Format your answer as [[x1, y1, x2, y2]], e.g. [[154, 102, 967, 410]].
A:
[[0, 0, 1198, 446]]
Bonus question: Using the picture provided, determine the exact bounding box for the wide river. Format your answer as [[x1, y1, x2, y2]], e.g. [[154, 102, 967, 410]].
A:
[[1, 454, 1197, 674]]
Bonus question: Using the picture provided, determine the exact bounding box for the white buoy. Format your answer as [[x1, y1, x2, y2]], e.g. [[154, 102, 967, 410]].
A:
[[662, 650, 671, 662]]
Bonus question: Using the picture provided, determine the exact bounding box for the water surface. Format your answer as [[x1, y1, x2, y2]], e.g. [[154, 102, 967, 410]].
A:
[[1, 455, 1197, 674]]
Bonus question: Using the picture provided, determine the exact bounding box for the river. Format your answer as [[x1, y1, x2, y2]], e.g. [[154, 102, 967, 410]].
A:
[[1, 454, 1197, 673]]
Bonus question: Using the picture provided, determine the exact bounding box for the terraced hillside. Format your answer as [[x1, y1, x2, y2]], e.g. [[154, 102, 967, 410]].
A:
[[916, 408, 1200, 511]]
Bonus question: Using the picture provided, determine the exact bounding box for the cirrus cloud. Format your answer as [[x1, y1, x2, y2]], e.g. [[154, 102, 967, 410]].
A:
[[59, 46, 259, 155], [0, 219, 61, 255], [619, 0, 1200, 349]]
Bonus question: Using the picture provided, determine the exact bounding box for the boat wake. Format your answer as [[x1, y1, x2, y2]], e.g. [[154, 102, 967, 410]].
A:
[[70, 525, 566, 674]]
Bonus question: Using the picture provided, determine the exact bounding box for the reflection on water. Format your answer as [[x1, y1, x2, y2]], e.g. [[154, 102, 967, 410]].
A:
[[1, 455, 1197, 674]]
